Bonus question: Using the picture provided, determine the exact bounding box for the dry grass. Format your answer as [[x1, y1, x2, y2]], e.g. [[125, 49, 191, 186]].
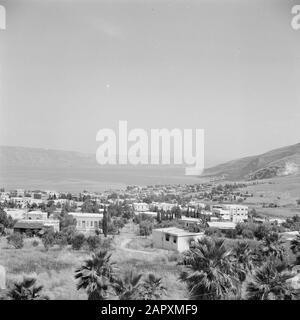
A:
[[0, 230, 188, 300]]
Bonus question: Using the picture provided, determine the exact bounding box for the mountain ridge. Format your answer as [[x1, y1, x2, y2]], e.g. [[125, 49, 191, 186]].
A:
[[203, 142, 300, 180]]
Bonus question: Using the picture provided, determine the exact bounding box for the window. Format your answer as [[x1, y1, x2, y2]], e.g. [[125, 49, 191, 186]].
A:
[[173, 237, 177, 244], [95, 221, 98, 228], [165, 234, 170, 241], [91, 221, 94, 227], [82, 221, 86, 228]]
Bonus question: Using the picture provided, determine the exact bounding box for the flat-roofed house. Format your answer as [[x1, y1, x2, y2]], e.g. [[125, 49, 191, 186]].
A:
[[133, 202, 149, 212], [180, 216, 202, 228], [5, 209, 26, 220], [212, 205, 231, 220], [152, 227, 204, 252], [13, 219, 60, 234], [25, 210, 48, 220], [207, 221, 236, 230], [69, 212, 103, 234], [134, 211, 157, 217]]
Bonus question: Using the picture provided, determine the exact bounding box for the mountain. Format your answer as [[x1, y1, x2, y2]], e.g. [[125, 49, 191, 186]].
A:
[[203, 143, 300, 180], [0, 146, 97, 168]]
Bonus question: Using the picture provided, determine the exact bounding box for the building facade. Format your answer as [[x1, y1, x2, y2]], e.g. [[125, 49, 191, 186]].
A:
[[69, 212, 103, 234], [152, 227, 204, 252]]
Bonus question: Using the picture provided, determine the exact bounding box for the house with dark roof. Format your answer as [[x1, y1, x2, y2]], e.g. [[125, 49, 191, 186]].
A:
[[13, 219, 59, 234]]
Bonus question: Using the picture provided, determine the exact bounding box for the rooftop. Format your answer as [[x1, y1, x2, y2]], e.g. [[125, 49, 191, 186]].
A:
[[68, 212, 103, 218], [154, 227, 204, 237], [207, 221, 236, 229]]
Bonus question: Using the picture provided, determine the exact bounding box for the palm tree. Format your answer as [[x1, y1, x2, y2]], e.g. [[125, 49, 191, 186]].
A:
[[246, 261, 297, 300], [290, 234, 300, 265], [259, 232, 286, 261], [74, 250, 115, 300], [232, 241, 254, 282], [139, 273, 166, 300], [7, 277, 48, 300], [113, 270, 143, 300], [179, 237, 239, 300]]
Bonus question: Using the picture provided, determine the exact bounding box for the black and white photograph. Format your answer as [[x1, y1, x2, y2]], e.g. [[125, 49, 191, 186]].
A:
[[0, 0, 300, 308]]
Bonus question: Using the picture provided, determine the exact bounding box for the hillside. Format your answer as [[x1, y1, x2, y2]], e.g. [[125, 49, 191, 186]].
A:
[[203, 142, 300, 180]]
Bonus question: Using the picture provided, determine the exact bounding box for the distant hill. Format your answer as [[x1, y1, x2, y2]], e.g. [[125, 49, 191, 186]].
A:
[[0, 146, 97, 168], [203, 143, 300, 180]]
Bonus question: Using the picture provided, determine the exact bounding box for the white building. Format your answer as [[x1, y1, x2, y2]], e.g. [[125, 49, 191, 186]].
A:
[[152, 202, 177, 211], [212, 204, 248, 223], [152, 227, 204, 252], [207, 221, 236, 230], [224, 204, 248, 223], [188, 201, 206, 209], [25, 210, 48, 220], [134, 211, 157, 217], [69, 212, 103, 234], [133, 202, 149, 212], [180, 216, 202, 228], [5, 209, 26, 220], [212, 206, 231, 220]]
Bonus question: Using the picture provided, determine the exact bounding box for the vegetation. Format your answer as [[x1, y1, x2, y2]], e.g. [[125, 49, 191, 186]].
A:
[[246, 261, 297, 300], [41, 229, 56, 251], [71, 233, 86, 250], [113, 270, 143, 300], [74, 250, 115, 300], [7, 233, 24, 249], [7, 277, 49, 300], [179, 238, 239, 300]]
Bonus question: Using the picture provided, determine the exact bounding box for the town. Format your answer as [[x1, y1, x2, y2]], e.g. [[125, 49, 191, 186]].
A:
[[0, 181, 299, 300]]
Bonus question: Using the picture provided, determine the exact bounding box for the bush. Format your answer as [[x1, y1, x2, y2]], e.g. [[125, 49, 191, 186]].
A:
[[32, 239, 39, 247], [86, 235, 101, 251], [242, 228, 254, 239], [7, 233, 24, 249], [0, 223, 5, 235], [71, 233, 86, 250], [223, 229, 237, 239], [139, 221, 153, 236], [204, 227, 222, 237], [60, 225, 77, 244], [41, 229, 56, 250], [254, 224, 270, 240], [55, 232, 68, 248]]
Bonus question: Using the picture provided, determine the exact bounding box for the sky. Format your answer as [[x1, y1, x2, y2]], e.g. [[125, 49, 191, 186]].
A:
[[0, 0, 299, 167]]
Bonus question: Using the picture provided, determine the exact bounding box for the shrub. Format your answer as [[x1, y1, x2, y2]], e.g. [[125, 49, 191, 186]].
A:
[[7, 233, 24, 249], [60, 225, 76, 244], [0, 208, 15, 228], [41, 229, 56, 250], [204, 227, 222, 237], [86, 235, 101, 251], [71, 233, 86, 250], [55, 232, 68, 248], [7, 277, 49, 300], [32, 239, 39, 247], [223, 229, 237, 239], [254, 224, 270, 240], [139, 221, 153, 236], [0, 223, 5, 235], [242, 228, 254, 239]]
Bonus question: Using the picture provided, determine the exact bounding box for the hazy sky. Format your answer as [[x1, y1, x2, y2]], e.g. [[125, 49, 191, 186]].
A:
[[0, 0, 299, 167]]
